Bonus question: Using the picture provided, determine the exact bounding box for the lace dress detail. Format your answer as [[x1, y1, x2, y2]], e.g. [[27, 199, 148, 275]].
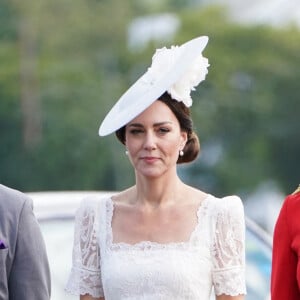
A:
[[65, 194, 246, 299], [211, 196, 246, 296], [65, 197, 104, 297]]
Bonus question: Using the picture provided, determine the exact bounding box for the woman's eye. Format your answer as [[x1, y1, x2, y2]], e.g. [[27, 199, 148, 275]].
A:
[[158, 128, 170, 134], [129, 129, 143, 135]]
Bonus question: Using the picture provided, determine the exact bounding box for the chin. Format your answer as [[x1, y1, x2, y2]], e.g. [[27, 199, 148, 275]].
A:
[[139, 171, 163, 179], [136, 167, 170, 179]]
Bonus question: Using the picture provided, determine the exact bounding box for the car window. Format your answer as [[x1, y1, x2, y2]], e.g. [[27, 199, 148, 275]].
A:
[[40, 218, 76, 300], [245, 228, 271, 300]]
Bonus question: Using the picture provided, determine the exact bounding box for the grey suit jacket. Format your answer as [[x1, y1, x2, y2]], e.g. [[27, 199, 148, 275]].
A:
[[0, 184, 51, 300]]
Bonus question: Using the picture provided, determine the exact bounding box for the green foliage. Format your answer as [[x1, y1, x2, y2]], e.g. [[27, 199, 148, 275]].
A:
[[0, 1, 299, 195], [177, 7, 300, 195]]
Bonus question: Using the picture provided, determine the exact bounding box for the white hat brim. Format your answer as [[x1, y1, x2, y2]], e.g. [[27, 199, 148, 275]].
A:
[[99, 36, 209, 136]]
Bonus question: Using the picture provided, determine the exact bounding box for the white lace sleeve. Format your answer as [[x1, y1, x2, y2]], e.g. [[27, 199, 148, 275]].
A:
[[211, 195, 246, 296], [65, 198, 104, 298]]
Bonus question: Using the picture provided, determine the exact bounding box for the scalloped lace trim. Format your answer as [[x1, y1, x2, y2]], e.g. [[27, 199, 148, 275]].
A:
[[65, 267, 104, 298], [105, 195, 211, 251], [213, 267, 246, 296]]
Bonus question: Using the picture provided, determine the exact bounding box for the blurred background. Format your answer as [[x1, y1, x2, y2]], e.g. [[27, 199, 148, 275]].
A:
[[0, 0, 299, 234]]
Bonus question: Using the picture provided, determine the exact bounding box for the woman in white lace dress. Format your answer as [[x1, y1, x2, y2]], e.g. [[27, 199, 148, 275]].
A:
[[66, 36, 246, 300]]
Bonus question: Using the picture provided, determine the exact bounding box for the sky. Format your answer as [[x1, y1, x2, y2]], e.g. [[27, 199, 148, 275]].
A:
[[210, 0, 300, 28]]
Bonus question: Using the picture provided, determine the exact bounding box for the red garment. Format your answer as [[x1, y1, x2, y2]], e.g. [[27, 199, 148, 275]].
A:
[[271, 190, 300, 299]]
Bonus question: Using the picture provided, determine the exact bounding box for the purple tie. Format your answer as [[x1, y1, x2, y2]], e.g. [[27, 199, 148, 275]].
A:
[[0, 239, 6, 249]]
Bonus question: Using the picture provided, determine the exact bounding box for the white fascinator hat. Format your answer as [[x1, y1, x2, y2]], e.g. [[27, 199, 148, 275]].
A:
[[99, 35, 209, 136]]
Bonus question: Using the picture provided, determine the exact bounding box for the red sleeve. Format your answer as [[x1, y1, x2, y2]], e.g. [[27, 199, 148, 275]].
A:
[[271, 194, 300, 300]]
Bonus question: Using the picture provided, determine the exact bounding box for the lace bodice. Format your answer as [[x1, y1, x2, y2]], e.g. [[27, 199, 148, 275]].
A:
[[65, 194, 246, 299]]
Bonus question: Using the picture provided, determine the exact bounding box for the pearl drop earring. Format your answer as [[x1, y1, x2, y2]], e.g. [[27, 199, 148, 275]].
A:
[[179, 150, 184, 157], [125, 150, 129, 155]]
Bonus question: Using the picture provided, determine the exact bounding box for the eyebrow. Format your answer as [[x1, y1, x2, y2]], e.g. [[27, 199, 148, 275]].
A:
[[128, 122, 173, 128]]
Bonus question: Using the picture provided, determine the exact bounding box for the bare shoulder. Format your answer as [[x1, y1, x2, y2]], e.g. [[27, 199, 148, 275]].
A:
[[292, 184, 300, 195], [111, 186, 136, 207], [181, 184, 209, 206]]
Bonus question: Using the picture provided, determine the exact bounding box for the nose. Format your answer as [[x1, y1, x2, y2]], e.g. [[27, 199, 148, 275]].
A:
[[143, 131, 156, 151]]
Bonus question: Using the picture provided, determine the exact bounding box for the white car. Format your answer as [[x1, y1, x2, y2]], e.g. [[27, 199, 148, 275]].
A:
[[30, 191, 272, 300]]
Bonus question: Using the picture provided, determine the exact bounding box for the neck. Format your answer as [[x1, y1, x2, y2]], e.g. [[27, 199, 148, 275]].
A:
[[133, 171, 184, 208]]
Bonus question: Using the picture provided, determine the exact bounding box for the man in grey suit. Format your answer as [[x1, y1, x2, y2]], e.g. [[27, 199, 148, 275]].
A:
[[0, 184, 51, 299]]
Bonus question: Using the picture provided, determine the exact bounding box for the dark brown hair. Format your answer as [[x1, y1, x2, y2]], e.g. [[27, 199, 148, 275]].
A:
[[115, 92, 200, 163]]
